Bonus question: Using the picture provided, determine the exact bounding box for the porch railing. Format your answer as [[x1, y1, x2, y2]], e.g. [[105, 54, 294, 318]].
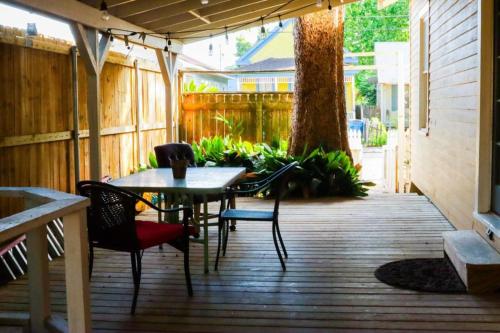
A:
[[0, 188, 91, 333]]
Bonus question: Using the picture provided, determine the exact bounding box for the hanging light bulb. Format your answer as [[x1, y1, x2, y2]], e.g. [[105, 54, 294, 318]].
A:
[[208, 35, 213, 56], [107, 29, 114, 42], [100, 1, 110, 21], [316, 0, 323, 8], [225, 26, 229, 45], [278, 15, 283, 28], [328, 0, 332, 10], [260, 17, 266, 38], [124, 35, 130, 49], [201, 0, 208, 4], [167, 32, 172, 46]]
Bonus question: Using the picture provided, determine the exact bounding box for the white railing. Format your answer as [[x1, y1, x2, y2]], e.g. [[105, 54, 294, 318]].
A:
[[0, 188, 90, 333]]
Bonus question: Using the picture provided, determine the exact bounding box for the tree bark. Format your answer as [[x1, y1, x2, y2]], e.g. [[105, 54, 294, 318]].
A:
[[288, 8, 352, 158]]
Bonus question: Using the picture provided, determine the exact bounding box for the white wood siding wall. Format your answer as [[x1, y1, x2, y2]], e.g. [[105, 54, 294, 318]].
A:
[[410, 0, 479, 229]]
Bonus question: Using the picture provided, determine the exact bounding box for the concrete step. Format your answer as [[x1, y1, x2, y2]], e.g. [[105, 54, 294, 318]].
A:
[[444, 230, 500, 293]]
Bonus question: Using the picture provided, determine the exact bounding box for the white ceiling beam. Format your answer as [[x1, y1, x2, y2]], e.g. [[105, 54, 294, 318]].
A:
[[188, 10, 211, 24], [5, 0, 183, 52]]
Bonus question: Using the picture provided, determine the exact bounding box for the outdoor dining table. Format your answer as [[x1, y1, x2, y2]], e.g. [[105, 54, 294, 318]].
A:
[[111, 167, 246, 273]]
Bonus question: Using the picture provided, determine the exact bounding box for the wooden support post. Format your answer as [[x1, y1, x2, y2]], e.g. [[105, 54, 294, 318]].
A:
[[70, 23, 111, 180], [27, 226, 50, 332], [24, 198, 50, 333], [155, 50, 179, 143], [71, 46, 81, 186], [134, 60, 143, 164], [63, 210, 91, 333]]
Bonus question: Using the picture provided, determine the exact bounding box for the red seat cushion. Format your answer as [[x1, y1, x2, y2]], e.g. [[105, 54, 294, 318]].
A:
[[135, 220, 195, 250]]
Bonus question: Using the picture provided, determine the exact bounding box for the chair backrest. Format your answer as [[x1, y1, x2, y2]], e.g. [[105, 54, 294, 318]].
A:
[[154, 143, 196, 168], [272, 162, 299, 217], [77, 181, 139, 251]]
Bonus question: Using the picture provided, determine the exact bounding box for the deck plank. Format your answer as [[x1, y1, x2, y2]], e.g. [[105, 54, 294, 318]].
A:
[[1, 194, 500, 332]]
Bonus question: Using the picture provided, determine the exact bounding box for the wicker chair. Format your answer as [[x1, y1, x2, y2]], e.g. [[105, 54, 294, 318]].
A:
[[214, 162, 299, 272], [77, 181, 194, 314]]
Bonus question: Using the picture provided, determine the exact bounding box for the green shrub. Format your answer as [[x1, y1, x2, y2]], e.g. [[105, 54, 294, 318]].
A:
[[192, 136, 368, 198]]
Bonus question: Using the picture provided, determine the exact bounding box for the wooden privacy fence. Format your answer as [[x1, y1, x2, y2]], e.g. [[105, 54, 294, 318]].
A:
[[0, 27, 168, 216], [180, 92, 293, 143]]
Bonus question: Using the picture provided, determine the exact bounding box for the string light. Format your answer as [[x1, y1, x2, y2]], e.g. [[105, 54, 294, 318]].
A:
[[107, 28, 114, 42], [208, 34, 213, 56], [278, 15, 283, 28], [124, 35, 130, 49], [225, 26, 229, 44], [260, 17, 266, 38], [100, 1, 110, 21], [328, 0, 332, 10], [104, 0, 330, 45]]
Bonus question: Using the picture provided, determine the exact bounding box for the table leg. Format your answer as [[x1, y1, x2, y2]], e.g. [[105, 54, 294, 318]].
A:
[[63, 210, 91, 333], [203, 195, 209, 274], [27, 225, 50, 333], [230, 196, 237, 231]]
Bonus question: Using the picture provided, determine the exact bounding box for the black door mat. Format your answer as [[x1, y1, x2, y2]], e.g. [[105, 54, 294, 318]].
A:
[[375, 258, 466, 293]]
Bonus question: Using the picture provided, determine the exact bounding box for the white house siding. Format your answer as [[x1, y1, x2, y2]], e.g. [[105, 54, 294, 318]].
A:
[[410, 0, 479, 229]]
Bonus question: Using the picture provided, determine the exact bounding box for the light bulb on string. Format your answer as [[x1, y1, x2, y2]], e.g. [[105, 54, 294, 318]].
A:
[[278, 15, 283, 28], [328, 0, 332, 10], [124, 35, 130, 49], [260, 17, 266, 38], [100, 1, 110, 21], [107, 29, 114, 42], [225, 26, 229, 45], [208, 35, 213, 56]]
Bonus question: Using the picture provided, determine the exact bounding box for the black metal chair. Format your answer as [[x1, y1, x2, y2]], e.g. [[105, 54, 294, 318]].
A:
[[214, 161, 299, 272], [77, 181, 194, 314], [154, 143, 230, 229]]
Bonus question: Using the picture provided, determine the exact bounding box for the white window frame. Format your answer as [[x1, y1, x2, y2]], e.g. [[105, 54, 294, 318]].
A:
[[418, 4, 430, 133]]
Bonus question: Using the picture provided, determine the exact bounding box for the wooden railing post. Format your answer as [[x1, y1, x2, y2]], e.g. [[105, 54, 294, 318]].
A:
[[63, 209, 91, 333]]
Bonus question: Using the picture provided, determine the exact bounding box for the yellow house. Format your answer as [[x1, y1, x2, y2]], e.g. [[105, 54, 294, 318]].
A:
[[232, 20, 357, 113]]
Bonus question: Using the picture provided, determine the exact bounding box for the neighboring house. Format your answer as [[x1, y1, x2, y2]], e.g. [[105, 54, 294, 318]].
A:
[[229, 20, 358, 113], [179, 53, 230, 91], [409, 0, 499, 249], [375, 42, 410, 128]]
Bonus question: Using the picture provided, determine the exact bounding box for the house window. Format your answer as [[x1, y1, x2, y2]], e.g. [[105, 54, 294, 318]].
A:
[[492, 1, 500, 215], [418, 7, 429, 130]]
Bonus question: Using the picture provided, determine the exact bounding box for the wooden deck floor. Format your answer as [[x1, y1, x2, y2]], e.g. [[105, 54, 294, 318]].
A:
[[1, 194, 500, 332]]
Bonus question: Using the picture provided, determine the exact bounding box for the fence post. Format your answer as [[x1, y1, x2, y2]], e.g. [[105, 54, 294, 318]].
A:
[[256, 94, 263, 142]]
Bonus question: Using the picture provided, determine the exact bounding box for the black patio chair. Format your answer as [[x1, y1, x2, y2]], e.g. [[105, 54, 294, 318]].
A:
[[214, 161, 299, 272], [77, 181, 194, 315], [154, 143, 232, 229]]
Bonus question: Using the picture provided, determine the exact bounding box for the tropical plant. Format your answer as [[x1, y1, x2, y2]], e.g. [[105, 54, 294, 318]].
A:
[[214, 113, 244, 140], [183, 79, 219, 93], [193, 136, 368, 197]]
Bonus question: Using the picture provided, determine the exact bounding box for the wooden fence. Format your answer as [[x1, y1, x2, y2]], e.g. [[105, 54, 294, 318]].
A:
[[0, 27, 167, 216], [180, 92, 293, 143]]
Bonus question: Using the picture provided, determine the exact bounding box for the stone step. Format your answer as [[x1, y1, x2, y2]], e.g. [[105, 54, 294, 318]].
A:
[[443, 230, 500, 293]]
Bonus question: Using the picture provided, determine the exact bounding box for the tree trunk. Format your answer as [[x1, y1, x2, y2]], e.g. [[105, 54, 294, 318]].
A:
[[288, 8, 352, 158]]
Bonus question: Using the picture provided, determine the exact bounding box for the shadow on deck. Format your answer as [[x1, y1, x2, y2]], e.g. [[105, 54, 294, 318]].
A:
[[1, 194, 500, 332]]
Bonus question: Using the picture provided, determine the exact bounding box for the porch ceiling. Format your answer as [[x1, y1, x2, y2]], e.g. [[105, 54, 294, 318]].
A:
[[78, 0, 358, 40]]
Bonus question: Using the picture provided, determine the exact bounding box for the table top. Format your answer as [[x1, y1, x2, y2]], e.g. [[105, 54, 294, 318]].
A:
[[111, 167, 246, 194]]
